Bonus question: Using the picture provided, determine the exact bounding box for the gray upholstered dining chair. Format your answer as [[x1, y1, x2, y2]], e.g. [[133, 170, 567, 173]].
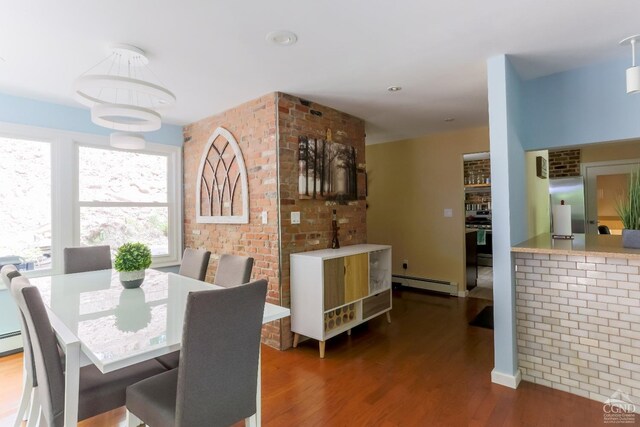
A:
[[155, 252, 254, 370], [213, 254, 254, 287], [10, 276, 168, 427], [63, 245, 112, 274], [126, 279, 268, 427], [177, 248, 211, 281], [156, 248, 212, 370], [1, 265, 38, 427]]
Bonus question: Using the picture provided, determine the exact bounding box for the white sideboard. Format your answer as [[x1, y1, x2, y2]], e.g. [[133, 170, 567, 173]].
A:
[[290, 244, 392, 358]]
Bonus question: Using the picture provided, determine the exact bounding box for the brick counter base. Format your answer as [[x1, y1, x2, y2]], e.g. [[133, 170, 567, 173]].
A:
[[515, 252, 640, 409]]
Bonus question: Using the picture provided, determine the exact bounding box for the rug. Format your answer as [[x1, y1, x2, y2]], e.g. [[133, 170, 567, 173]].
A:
[[469, 305, 493, 329]]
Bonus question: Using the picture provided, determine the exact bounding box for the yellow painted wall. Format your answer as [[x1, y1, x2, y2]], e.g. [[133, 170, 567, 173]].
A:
[[525, 150, 551, 237], [581, 139, 640, 163], [366, 127, 489, 293]]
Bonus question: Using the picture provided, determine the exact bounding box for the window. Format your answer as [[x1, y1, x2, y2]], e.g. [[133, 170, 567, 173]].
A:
[[0, 137, 52, 271], [74, 141, 181, 267], [78, 146, 171, 256], [0, 123, 182, 275]]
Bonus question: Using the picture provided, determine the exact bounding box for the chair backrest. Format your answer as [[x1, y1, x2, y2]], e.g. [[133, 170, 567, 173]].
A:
[[1, 264, 20, 287], [598, 225, 611, 235], [11, 276, 65, 427], [63, 245, 112, 274], [175, 279, 267, 427], [213, 254, 254, 288], [178, 248, 211, 281], [1, 266, 37, 387]]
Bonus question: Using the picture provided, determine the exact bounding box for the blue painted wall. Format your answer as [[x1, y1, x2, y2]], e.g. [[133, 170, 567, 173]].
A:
[[0, 92, 184, 146], [523, 58, 640, 150], [487, 55, 527, 382]]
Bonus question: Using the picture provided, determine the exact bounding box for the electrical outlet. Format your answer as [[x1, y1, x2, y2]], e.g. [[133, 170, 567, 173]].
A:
[[402, 259, 408, 270], [444, 208, 453, 218], [261, 211, 268, 224]]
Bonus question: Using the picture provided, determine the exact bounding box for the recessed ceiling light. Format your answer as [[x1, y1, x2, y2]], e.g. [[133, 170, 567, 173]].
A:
[[444, 118, 455, 122], [387, 86, 402, 92], [266, 30, 298, 46]]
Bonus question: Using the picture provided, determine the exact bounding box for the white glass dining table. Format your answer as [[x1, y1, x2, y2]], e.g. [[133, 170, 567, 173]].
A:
[[30, 269, 290, 427]]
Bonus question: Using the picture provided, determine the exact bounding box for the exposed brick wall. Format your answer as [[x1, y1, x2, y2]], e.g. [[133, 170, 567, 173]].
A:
[[183, 93, 281, 348], [182, 92, 367, 350], [464, 159, 491, 208], [549, 149, 581, 178], [277, 93, 367, 349]]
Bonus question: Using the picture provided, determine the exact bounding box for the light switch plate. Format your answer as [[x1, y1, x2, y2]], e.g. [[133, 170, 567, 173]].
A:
[[444, 208, 453, 218], [291, 211, 301, 224], [261, 211, 268, 224]]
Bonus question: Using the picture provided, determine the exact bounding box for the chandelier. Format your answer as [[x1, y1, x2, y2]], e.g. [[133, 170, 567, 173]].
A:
[[74, 44, 176, 149]]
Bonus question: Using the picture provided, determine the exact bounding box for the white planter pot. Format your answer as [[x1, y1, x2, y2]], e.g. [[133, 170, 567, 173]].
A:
[[119, 269, 146, 289]]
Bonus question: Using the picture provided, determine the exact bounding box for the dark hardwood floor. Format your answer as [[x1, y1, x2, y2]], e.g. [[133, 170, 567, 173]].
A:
[[0, 288, 607, 426]]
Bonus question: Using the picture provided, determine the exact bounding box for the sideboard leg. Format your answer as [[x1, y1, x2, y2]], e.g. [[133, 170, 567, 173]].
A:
[[386, 311, 392, 324], [347, 329, 351, 336], [293, 333, 300, 348], [319, 341, 326, 358]]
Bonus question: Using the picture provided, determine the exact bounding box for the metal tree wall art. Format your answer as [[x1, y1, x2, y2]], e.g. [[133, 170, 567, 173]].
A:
[[298, 136, 358, 201], [196, 127, 249, 223]]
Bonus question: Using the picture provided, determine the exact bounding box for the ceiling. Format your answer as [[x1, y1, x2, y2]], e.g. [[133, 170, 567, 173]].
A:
[[0, 1, 638, 144]]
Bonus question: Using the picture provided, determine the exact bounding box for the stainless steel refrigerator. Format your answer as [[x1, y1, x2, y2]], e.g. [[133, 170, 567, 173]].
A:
[[549, 177, 586, 234]]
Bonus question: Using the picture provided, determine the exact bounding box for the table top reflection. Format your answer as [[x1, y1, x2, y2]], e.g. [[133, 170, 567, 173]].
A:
[[30, 269, 289, 373]]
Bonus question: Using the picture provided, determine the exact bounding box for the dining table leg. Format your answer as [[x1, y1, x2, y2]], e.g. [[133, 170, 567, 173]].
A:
[[64, 341, 81, 427]]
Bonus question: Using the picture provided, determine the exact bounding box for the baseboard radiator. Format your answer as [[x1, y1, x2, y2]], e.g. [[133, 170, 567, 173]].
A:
[[392, 274, 458, 296], [0, 331, 22, 357]]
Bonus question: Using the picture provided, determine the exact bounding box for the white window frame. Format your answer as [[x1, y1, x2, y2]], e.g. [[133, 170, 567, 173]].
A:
[[0, 122, 182, 277]]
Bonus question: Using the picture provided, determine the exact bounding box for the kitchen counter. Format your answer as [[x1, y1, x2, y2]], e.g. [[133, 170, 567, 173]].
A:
[[512, 233, 640, 259], [512, 232, 640, 409]]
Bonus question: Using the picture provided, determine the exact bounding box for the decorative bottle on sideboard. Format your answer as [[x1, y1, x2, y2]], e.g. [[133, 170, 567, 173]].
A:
[[331, 209, 340, 249]]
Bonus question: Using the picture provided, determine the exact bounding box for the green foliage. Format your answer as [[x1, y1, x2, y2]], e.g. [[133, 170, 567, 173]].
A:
[[114, 242, 152, 272], [617, 171, 640, 230]]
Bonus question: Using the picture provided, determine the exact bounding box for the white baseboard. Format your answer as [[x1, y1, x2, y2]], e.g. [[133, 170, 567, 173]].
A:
[[393, 275, 458, 296], [458, 290, 469, 298], [491, 368, 522, 389], [0, 333, 22, 355]]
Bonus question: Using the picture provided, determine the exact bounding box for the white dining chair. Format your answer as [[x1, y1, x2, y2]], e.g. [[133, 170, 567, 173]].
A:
[[1, 264, 40, 427], [10, 276, 168, 427]]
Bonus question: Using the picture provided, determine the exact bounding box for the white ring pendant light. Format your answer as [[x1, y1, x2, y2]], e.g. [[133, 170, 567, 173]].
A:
[[91, 104, 161, 132], [620, 35, 640, 94], [110, 132, 146, 150], [74, 44, 176, 148]]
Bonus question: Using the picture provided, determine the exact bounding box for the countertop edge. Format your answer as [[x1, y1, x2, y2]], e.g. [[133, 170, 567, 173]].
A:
[[511, 234, 640, 259], [511, 245, 640, 259]]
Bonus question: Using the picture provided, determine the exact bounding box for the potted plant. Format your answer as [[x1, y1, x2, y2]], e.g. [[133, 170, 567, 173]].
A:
[[617, 171, 640, 248], [114, 242, 152, 288]]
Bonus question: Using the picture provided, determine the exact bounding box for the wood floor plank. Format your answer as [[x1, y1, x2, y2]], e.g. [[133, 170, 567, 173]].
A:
[[0, 288, 608, 426]]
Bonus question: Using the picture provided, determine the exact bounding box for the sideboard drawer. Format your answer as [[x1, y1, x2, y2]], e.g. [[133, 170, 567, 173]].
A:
[[362, 289, 391, 319]]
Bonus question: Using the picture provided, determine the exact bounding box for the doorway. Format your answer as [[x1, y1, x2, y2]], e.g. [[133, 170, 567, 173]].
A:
[[463, 152, 493, 301], [583, 159, 640, 234]]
